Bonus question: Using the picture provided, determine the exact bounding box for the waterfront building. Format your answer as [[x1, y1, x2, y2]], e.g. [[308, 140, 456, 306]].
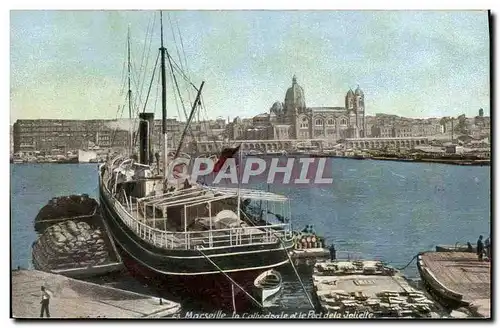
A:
[[228, 75, 367, 142], [151, 118, 184, 152], [12, 118, 185, 154], [225, 75, 489, 145], [276, 75, 367, 140], [12, 85, 489, 154], [10, 125, 13, 156], [12, 119, 129, 153]]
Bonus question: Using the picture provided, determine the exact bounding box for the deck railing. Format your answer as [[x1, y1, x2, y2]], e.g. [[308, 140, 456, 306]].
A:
[[110, 192, 291, 250]]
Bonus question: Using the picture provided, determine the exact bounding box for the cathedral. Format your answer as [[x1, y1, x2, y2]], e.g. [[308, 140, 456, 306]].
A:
[[228, 75, 367, 141], [269, 75, 366, 140]]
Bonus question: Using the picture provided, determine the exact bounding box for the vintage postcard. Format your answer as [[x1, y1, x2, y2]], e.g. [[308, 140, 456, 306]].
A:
[[10, 9, 491, 320]]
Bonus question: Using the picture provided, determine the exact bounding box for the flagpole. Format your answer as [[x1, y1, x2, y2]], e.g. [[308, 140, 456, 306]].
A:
[[266, 183, 270, 226], [237, 145, 242, 219]]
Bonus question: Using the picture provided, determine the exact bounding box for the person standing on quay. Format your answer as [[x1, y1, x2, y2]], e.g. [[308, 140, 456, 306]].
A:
[[477, 235, 484, 261], [40, 286, 51, 318], [485, 237, 491, 260], [329, 244, 337, 261]]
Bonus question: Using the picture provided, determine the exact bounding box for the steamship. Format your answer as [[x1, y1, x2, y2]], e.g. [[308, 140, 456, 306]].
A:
[[98, 12, 294, 310]]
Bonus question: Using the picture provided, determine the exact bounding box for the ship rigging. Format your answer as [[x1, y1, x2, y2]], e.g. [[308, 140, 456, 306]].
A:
[[98, 11, 296, 311]]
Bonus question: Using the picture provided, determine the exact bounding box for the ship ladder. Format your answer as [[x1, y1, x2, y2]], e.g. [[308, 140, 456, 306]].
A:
[[195, 247, 263, 309]]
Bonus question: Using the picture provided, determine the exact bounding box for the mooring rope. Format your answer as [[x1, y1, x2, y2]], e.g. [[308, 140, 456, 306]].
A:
[[394, 254, 419, 271], [278, 238, 315, 309], [195, 247, 263, 309], [238, 210, 315, 309]]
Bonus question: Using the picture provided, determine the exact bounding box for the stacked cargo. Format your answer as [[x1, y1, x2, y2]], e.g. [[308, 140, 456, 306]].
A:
[[31, 194, 122, 277], [312, 260, 441, 318], [32, 220, 113, 270]]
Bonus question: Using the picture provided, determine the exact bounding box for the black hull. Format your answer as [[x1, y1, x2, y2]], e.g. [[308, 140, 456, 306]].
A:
[[116, 244, 273, 311], [98, 174, 293, 310]]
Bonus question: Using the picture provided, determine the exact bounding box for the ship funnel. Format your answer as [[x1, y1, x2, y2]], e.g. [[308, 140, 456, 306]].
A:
[[138, 112, 154, 165]]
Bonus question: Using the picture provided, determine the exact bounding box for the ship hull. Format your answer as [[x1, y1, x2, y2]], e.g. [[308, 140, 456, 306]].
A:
[[116, 244, 273, 311], [98, 178, 293, 310]]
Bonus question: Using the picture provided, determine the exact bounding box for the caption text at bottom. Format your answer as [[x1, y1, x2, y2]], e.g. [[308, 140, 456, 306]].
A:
[[178, 310, 374, 319]]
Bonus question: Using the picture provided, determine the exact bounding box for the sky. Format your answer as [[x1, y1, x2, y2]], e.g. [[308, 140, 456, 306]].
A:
[[10, 10, 490, 124]]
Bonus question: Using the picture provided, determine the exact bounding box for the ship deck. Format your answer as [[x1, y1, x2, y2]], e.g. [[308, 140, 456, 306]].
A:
[[101, 164, 291, 250], [11, 269, 181, 318], [418, 252, 490, 318]]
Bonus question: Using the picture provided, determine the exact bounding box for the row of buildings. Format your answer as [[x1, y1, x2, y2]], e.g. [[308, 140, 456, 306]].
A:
[[12, 76, 489, 154], [11, 116, 226, 154], [225, 76, 490, 142]]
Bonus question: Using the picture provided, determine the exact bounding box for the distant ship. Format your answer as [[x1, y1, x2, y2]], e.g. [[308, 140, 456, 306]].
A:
[[78, 149, 98, 163]]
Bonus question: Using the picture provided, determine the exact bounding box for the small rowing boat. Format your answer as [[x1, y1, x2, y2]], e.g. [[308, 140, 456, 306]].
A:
[[253, 269, 282, 305]]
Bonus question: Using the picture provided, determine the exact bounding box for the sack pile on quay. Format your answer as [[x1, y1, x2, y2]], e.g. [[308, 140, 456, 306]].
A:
[[32, 219, 112, 271]]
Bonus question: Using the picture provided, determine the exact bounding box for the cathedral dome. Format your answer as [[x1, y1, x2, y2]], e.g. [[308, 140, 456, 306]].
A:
[[284, 75, 306, 111], [346, 89, 354, 97], [355, 86, 364, 96], [270, 101, 284, 116]]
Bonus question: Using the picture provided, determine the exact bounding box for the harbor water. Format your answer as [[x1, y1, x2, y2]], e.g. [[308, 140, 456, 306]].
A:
[[10, 159, 490, 312]]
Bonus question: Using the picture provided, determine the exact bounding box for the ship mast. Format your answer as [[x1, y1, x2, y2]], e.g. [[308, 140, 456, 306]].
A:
[[127, 26, 133, 156], [160, 12, 168, 181], [174, 82, 205, 159]]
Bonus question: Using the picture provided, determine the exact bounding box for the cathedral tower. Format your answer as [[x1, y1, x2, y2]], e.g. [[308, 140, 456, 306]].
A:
[[353, 86, 365, 137], [345, 89, 355, 111]]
